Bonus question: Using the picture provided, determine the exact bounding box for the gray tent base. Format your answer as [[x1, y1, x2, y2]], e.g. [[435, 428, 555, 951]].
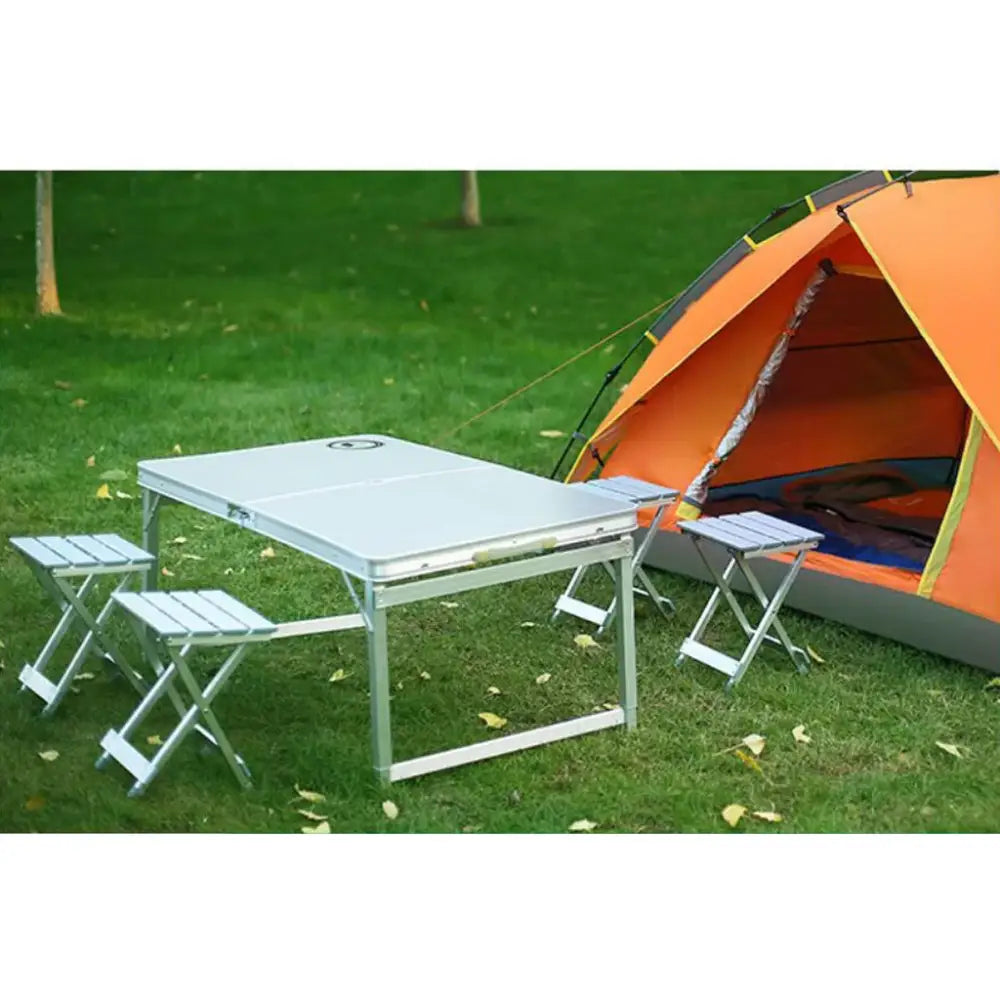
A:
[[642, 529, 1000, 675]]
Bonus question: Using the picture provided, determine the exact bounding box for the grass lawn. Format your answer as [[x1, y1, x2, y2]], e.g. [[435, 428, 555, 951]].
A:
[[1, 169, 997, 834]]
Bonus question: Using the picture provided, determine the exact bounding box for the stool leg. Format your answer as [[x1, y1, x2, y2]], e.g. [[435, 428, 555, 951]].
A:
[[141, 490, 161, 591], [551, 564, 590, 623], [738, 553, 811, 673], [676, 543, 738, 667], [18, 578, 93, 693], [168, 645, 252, 789], [726, 552, 810, 689]]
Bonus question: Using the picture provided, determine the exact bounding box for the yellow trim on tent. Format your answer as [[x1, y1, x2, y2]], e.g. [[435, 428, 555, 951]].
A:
[[805, 194, 817, 213], [835, 264, 884, 280], [644, 329, 657, 346], [675, 500, 701, 521], [849, 218, 1000, 454], [918, 418, 983, 598], [882, 169, 894, 182], [742, 234, 758, 250]]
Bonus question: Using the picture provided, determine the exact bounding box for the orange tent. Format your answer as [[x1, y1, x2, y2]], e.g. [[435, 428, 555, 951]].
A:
[[566, 171, 1000, 670]]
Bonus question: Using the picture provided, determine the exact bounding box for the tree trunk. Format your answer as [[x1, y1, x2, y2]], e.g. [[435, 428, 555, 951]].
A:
[[35, 170, 62, 315], [460, 170, 481, 227]]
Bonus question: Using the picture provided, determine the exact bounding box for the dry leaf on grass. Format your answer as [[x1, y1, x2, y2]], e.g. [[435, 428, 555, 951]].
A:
[[439, 601, 459, 609], [115, 490, 134, 500], [95, 484, 112, 500], [519, 621, 536, 628], [574, 634, 599, 650], [935, 741, 963, 759], [328, 668, 351, 683], [76, 672, 95, 682], [383, 377, 395, 386], [418, 671, 431, 681], [752, 810, 783, 823], [806, 646, 826, 664], [179, 553, 203, 561], [170, 536, 187, 545], [535, 673, 551, 685], [297, 809, 328, 822], [223, 324, 239, 333], [71, 398, 87, 408], [260, 546, 276, 559], [486, 686, 502, 696], [539, 430, 565, 439], [54, 380, 72, 390], [734, 749, 763, 774], [382, 800, 400, 820], [25, 796, 45, 812], [792, 725, 812, 745], [721, 804, 747, 828], [478, 711, 507, 730], [86, 455, 96, 467], [161, 567, 175, 577], [294, 784, 326, 804], [146, 734, 163, 746], [568, 819, 597, 832], [172, 443, 183, 455], [301, 821, 331, 834], [742, 733, 766, 756], [37, 750, 59, 762]]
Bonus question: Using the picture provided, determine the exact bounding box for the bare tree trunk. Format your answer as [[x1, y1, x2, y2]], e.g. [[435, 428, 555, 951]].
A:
[[36, 170, 62, 315], [460, 170, 481, 227]]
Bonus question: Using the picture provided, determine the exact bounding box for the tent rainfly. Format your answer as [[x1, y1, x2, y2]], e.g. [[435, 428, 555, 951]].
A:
[[564, 171, 1000, 671]]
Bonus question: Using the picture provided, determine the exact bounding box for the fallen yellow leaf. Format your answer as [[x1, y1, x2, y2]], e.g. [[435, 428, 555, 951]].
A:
[[742, 733, 766, 756], [172, 443, 183, 455], [519, 621, 536, 628], [161, 567, 175, 577], [37, 750, 59, 762], [297, 809, 328, 821], [260, 546, 276, 559], [294, 784, 326, 803], [734, 749, 763, 774], [179, 553, 203, 561], [95, 483, 112, 500], [170, 536, 187, 545], [328, 668, 351, 683], [535, 673, 552, 685], [115, 490, 134, 500], [418, 670, 431, 681], [568, 819, 597, 832], [301, 821, 331, 834], [539, 429, 565, 439], [383, 377, 395, 386], [439, 601, 459, 609], [382, 800, 400, 820], [76, 672, 96, 682], [935, 741, 963, 759], [54, 380, 71, 390], [71, 398, 87, 408], [146, 734, 163, 746], [486, 686, 502, 696], [721, 804, 747, 828], [223, 324, 239, 333], [602, 702, 620, 711], [25, 795, 45, 812], [792, 724, 812, 745], [478, 711, 507, 730], [752, 810, 783, 823], [574, 634, 599, 649], [86, 454, 96, 467], [419, 300, 430, 312], [806, 645, 826, 664]]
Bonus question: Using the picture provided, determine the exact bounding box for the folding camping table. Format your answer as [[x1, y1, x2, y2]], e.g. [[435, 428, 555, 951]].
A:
[[136, 434, 640, 783]]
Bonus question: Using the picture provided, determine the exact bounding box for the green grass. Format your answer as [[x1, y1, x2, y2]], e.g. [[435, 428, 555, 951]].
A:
[[2, 169, 997, 834]]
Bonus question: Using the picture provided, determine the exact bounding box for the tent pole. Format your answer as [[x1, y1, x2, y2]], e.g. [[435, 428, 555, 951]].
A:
[[549, 330, 650, 480]]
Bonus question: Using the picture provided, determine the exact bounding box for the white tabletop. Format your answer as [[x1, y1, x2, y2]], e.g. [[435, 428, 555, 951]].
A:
[[138, 435, 636, 581]]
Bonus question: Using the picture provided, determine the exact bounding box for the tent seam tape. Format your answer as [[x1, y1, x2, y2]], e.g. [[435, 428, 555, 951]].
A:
[[917, 418, 982, 598]]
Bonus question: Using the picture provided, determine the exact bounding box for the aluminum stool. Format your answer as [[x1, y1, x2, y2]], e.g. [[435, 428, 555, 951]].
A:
[[96, 590, 276, 797], [9, 533, 154, 715], [676, 511, 823, 690], [552, 476, 679, 635]]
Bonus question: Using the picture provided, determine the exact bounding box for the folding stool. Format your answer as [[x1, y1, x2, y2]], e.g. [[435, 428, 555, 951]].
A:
[[96, 589, 276, 796], [9, 533, 154, 716], [676, 510, 823, 690], [552, 476, 679, 636]]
